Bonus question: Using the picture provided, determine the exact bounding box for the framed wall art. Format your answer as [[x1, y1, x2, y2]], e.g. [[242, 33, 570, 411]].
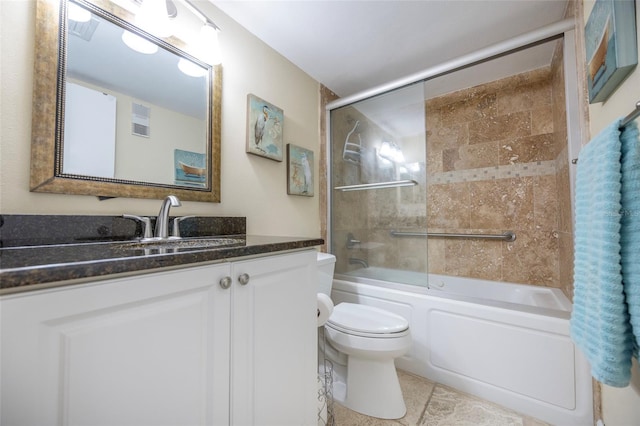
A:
[[246, 94, 284, 161], [287, 144, 314, 197], [585, 0, 637, 103], [174, 149, 206, 187]]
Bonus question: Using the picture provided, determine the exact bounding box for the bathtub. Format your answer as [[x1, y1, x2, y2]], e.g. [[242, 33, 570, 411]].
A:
[[331, 268, 592, 426]]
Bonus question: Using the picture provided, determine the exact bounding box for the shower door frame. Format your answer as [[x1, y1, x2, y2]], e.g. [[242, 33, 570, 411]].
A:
[[325, 18, 583, 253]]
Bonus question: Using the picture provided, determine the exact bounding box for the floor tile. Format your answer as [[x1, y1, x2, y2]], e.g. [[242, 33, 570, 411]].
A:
[[333, 402, 402, 426], [331, 369, 550, 426], [522, 416, 551, 426], [332, 369, 434, 426], [396, 370, 435, 426], [419, 385, 524, 426]]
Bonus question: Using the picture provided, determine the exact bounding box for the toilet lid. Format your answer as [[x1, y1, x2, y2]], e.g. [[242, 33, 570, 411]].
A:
[[327, 303, 409, 334]]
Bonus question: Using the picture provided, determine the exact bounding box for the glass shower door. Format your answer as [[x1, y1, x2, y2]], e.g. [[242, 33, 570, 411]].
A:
[[329, 82, 428, 287]]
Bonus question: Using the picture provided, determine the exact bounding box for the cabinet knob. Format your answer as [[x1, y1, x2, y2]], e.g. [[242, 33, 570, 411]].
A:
[[219, 276, 232, 289], [238, 273, 250, 285]]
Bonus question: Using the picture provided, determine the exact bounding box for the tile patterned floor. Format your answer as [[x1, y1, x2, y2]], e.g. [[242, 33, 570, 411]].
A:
[[332, 370, 549, 426]]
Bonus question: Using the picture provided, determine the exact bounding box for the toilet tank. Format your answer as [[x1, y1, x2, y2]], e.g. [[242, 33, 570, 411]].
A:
[[317, 252, 336, 296]]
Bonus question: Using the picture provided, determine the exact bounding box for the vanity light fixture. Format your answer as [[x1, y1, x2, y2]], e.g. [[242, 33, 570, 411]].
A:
[[121, 0, 221, 71], [179, 0, 222, 66], [121, 0, 171, 54], [176, 21, 219, 76], [135, 0, 173, 38]]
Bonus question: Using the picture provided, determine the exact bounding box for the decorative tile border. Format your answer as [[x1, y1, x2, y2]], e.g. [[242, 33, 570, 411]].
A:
[[427, 158, 558, 185]]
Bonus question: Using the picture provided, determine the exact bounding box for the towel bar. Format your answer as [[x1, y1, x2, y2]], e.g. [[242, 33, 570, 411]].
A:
[[334, 180, 418, 191], [571, 100, 639, 165], [620, 100, 640, 129]]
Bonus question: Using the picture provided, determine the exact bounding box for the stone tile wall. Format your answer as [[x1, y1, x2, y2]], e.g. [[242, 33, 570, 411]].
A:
[[426, 54, 572, 294]]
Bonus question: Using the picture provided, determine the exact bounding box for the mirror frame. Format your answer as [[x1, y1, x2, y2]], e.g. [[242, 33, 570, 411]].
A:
[[30, 0, 222, 202]]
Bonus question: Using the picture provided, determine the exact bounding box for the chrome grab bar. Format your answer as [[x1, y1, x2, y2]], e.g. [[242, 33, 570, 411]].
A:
[[390, 230, 516, 242], [334, 179, 418, 191]]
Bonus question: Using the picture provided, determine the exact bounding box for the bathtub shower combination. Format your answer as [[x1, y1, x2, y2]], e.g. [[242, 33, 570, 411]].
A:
[[327, 23, 592, 426], [331, 273, 591, 426]]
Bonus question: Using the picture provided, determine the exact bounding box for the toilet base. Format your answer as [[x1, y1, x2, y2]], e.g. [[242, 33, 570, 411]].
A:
[[344, 357, 406, 419]]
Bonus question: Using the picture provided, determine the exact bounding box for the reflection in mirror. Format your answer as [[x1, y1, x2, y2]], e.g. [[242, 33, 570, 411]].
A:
[[64, 0, 208, 186], [30, 0, 221, 202]]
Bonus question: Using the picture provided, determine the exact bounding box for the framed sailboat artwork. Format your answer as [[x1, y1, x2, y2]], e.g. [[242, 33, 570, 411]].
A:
[[174, 149, 206, 187]]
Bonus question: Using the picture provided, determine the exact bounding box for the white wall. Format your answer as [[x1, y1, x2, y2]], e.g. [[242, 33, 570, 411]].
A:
[[583, 1, 640, 425], [67, 78, 206, 185], [0, 0, 321, 237]]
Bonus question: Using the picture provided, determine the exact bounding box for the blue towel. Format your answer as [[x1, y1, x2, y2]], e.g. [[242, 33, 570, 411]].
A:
[[570, 119, 636, 387], [620, 121, 640, 359]]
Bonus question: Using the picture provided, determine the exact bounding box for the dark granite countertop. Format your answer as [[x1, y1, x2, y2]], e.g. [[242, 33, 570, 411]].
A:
[[0, 235, 323, 294], [0, 215, 322, 294]]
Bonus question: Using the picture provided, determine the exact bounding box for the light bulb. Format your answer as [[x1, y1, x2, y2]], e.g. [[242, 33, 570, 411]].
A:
[[178, 58, 207, 77], [198, 24, 221, 65], [136, 0, 173, 38], [122, 30, 158, 54], [379, 141, 405, 163]]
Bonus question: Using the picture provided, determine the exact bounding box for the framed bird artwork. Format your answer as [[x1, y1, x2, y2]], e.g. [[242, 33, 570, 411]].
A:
[[246, 94, 284, 161], [287, 144, 314, 197]]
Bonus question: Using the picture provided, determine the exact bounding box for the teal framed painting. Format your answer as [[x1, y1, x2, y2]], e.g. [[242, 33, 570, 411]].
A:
[[287, 144, 314, 196], [246, 94, 284, 161], [585, 0, 637, 103]]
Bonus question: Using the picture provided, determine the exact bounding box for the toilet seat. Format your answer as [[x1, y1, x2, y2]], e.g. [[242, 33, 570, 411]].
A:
[[327, 303, 409, 338]]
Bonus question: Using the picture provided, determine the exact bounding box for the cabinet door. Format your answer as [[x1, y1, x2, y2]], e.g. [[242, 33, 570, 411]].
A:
[[1, 263, 231, 426], [231, 250, 317, 426]]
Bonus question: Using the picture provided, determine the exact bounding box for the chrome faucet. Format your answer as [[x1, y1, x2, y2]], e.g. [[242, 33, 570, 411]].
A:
[[154, 195, 182, 239]]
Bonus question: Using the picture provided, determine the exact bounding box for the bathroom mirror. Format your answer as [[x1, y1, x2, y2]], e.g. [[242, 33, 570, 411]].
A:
[[30, 0, 221, 202]]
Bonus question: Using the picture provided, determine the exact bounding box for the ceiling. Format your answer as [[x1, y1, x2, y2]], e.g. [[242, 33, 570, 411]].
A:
[[67, 3, 208, 119], [210, 0, 570, 98]]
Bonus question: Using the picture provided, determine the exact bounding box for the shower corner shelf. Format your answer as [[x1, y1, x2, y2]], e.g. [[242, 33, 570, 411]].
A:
[[343, 120, 362, 164]]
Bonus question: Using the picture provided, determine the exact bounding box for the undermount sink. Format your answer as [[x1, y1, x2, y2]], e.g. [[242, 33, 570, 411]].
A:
[[115, 237, 246, 251]]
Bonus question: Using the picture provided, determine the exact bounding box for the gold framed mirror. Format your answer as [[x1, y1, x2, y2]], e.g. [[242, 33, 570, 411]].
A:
[[30, 0, 221, 202]]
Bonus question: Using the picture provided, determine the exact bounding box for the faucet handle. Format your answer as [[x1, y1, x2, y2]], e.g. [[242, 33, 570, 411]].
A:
[[122, 214, 153, 239], [172, 215, 195, 237], [346, 232, 361, 249]]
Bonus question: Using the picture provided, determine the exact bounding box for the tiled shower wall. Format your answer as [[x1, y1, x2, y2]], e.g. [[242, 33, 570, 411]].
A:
[[426, 43, 573, 296], [331, 41, 574, 297]]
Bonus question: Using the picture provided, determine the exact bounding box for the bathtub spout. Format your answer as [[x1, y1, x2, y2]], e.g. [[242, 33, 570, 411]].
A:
[[349, 257, 369, 268]]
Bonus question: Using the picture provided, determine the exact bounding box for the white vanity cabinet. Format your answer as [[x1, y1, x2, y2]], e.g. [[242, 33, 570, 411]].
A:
[[0, 249, 317, 426], [230, 251, 318, 425]]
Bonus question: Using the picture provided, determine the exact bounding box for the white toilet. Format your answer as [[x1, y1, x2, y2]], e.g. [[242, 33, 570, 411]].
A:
[[317, 252, 411, 419]]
